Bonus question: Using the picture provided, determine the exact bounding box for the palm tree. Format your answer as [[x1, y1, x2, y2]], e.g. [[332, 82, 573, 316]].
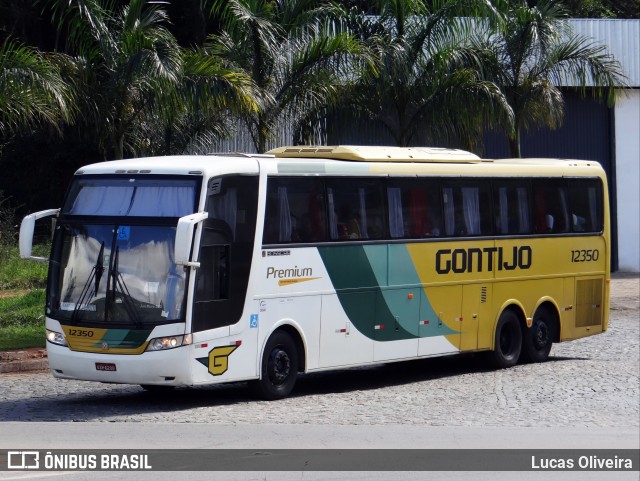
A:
[[477, 0, 626, 157], [52, 0, 258, 160], [142, 46, 261, 156], [343, 0, 512, 149], [0, 38, 74, 136], [209, 0, 369, 153]]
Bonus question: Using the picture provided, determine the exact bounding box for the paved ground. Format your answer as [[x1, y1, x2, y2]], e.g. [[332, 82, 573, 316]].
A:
[[0, 274, 637, 428]]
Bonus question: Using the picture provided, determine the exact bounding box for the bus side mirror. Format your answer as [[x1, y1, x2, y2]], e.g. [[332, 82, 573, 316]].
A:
[[174, 212, 208, 267], [19, 209, 60, 262]]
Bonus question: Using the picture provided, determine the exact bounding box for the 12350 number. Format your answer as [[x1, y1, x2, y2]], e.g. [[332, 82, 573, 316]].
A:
[[571, 249, 599, 262], [67, 329, 94, 337]]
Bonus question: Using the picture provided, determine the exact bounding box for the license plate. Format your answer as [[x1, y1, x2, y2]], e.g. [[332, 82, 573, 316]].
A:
[[95, 362, 117, 372]]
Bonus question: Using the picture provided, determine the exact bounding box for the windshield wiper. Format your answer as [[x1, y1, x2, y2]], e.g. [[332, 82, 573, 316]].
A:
[[71, 241, 105, 324], [109, 246, 144, 328], [94, 242, 105, 296]]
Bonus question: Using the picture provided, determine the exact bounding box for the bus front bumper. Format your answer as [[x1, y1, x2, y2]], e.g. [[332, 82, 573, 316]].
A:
[[46, 342, 193, 386]]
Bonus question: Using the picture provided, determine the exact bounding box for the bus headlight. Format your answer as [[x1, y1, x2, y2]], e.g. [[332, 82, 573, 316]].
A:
[[46, 329, 68, 347], [145, 334, 191, 352]]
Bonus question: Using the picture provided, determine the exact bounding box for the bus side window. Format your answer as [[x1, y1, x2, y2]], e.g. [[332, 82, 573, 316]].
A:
[[442, 180, 492, 237], [264, 177, 327, 244], [494, 181, 532, 235], [387, 178, 442, 239], [533, 179, 569, 234], [568, 178, 603, 233], [327, 179, 385, 241]]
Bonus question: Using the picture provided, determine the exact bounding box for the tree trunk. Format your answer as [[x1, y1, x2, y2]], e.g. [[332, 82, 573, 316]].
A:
[[257, 115, 267, 153], [113, 134, 124, 160], [508, 127, 521, 158]]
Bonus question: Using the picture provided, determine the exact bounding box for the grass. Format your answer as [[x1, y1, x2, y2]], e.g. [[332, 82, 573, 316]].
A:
[[0, 243, 48, 351], [0, 324, 45, 350], [0, 243, 49, 290]]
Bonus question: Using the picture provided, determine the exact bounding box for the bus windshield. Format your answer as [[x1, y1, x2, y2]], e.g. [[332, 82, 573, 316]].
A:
[[48, 223, 186, 326]]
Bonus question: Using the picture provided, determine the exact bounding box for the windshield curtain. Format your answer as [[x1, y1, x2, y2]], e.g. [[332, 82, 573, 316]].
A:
[[63, 178, 196, 217], [48, 224, 186, 326]]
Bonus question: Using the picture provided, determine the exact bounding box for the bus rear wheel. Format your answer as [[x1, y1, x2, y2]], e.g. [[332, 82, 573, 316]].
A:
[[489, 310, 522, 369], [253, 331, 298, 400], [521, 307, 554, 363]]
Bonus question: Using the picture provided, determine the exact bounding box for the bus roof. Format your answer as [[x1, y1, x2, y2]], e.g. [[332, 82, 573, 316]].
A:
[[72, 148, 604, 179], [267, 145, 481, 162]]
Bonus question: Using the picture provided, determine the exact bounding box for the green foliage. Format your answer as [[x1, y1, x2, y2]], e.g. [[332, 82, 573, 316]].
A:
[[0, 289, 46, 327], [0, 289, 45, 351], [48, 0, 257, 159], [0, 192, 17, 258], [476, 0, 627, 156], [0, 153, 45, 353], [0, 192, 48, 350], [209, 0, 371, 152], [0, 38, 75, 136], [338, 0, 512, 149], [0, 324, 45, 350], [0, 244, 49, 290]]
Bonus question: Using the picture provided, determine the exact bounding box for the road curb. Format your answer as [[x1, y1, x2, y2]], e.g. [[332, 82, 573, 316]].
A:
[[0, 348, 48, 373]]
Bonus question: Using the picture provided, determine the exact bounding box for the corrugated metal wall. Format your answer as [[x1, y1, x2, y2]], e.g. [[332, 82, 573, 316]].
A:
[[482, 91, 613, 163], [570, 19, 640, 87]]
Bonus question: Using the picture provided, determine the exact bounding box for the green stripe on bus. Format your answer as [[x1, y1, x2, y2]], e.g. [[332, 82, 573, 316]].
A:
[[319, 244, 457, 341], [90, 329, 151, 349]]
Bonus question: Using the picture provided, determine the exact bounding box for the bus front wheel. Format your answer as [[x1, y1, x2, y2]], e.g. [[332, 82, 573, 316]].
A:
[[521, 307, 554, 363], [253, 331, 298, 400], [489, 310, 522, 369]]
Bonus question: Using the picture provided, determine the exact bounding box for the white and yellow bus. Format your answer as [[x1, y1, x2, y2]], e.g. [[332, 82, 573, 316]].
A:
[[19, 145, 610, 399]]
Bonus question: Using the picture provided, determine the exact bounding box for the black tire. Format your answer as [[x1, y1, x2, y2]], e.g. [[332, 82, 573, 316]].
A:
[[489, 310, 522, 369], [520, 307, 554, 363], [252, 331, 298, 400]]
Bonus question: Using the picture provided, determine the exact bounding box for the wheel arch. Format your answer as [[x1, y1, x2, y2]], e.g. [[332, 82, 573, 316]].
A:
[[260, 320, 307, 374], [532, 298, 562, 343]]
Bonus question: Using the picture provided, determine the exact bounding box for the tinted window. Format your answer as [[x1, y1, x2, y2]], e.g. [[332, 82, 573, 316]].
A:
[[264, 177, 326, 244], [568, 178, 603, 233], [326, 178, 385, 241], [493, 180, 532, 235], [387, 178, 443, 238], [533, 179, 570, 234], [441, 180, 492, 237]]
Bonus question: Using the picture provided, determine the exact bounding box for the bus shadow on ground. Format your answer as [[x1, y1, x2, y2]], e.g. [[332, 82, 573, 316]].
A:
[[0, 353, 586, 422], [291, 353, 588, 397]]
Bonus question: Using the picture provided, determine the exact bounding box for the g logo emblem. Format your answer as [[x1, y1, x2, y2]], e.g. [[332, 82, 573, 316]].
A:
[[208, 345, 239, 376]]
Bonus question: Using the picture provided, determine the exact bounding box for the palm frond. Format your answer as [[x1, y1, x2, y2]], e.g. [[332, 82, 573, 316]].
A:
[[0, 38, 75, 135]]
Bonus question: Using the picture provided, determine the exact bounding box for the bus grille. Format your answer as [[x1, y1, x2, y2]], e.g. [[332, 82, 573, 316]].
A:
[[575, 278, 603, 327]]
